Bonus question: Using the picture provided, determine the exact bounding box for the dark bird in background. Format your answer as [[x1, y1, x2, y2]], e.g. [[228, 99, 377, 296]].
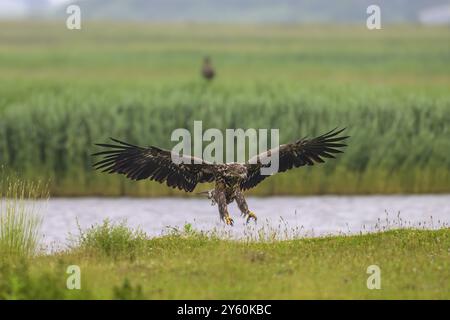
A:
[[93, 128, 348, 226], [201, 56, 215, 81]]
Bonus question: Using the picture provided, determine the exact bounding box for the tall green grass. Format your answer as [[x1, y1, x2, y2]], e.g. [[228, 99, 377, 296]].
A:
[[0, 173, 48, 257], [0, 84, 448, 195], [0, 23, 449, 195], [72, 219, 148, 259]]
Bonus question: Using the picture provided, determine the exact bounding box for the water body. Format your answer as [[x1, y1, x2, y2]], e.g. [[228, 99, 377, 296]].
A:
[[39, 195, 450, 250]]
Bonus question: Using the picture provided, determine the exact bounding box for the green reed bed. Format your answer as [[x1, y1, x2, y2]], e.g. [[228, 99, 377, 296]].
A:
[[0, 84, 448, 195]]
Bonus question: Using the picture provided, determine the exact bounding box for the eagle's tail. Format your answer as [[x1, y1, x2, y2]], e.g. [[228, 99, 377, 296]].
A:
[[197, 190, 216, 205]]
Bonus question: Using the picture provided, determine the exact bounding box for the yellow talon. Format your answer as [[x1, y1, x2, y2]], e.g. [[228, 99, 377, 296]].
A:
[[246, 211, 257, 223], [224, 215, 234, 226]]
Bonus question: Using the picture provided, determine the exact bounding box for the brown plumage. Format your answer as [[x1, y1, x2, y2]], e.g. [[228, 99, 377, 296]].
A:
[[93, 128, 348, 225], [201, 56, 215, 80]]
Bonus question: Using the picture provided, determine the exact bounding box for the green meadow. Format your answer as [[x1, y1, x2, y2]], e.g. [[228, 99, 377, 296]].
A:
[[0, 22, 449, 196], [1, 222, 449, 299]]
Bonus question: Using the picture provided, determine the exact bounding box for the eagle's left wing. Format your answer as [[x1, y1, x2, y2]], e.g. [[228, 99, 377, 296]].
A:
[[92, 138, 216, 192], [241, 128, 348, 191]]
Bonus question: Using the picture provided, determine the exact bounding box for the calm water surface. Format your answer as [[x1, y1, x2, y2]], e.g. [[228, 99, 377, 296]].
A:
[[40, 195, 450, 249]]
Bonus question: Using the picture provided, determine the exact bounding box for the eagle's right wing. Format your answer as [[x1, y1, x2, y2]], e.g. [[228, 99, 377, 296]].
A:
[[92, 138, 216, 192], [241, 128, 348, 190]]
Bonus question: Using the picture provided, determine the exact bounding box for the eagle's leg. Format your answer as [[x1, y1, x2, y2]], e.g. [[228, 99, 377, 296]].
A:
[[216, 190, 234, 226], [235, 191, 257, 223]]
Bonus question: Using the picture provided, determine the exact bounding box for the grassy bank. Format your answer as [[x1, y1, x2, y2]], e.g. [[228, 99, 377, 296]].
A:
[[1, 223, 449, 299], [0, 22, 449, 195]]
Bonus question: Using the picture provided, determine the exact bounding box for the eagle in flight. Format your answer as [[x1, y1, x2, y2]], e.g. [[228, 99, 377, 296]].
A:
[[93, 128, 348, 226]]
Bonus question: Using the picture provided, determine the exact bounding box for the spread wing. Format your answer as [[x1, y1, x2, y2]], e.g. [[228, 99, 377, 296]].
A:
[[92, 138, 216, 192], [241, 128, 349, 190]]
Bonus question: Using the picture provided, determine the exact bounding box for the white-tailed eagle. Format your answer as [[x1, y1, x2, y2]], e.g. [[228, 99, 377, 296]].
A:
[[93, 128, 348, 225]]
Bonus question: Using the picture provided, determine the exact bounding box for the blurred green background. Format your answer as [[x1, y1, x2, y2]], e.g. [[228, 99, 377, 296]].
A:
[[0, 19, 449, 196]]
